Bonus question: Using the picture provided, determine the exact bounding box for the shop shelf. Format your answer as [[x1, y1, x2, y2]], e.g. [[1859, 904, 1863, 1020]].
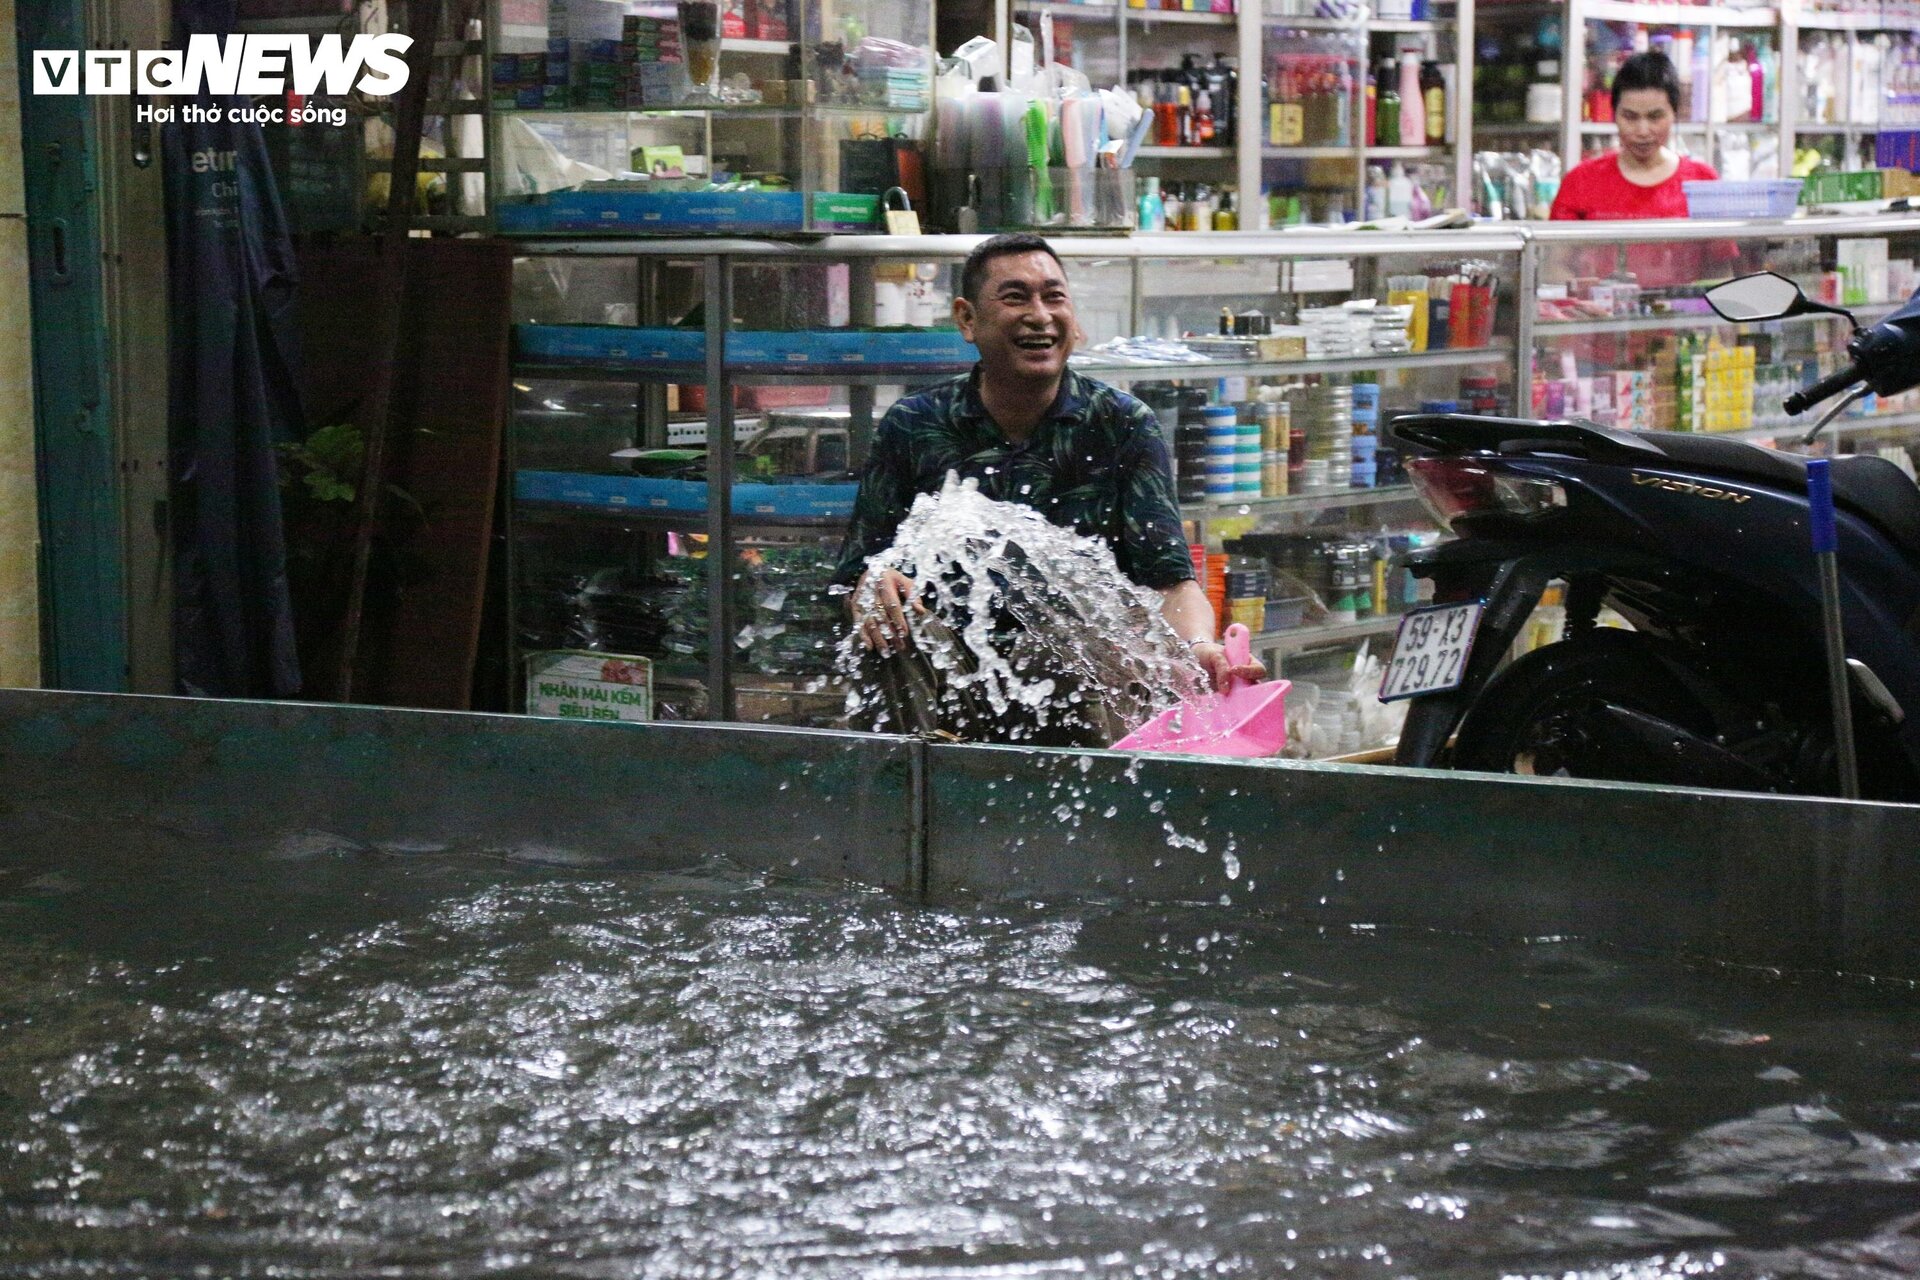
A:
[[1474, 121, 1560, 135], [514, 360, 707, 382], [517, 498, 848, 533], [1014, 0, 1123, 13], [1126, 7, 1239, 23], [492, 101, 911, 118], [1265, 12, 1363, 27], [1181, 484, 1419, 521], [1717, 411, 1920, 445], [722, 37, 796, 53], [1535, 300, 1897, 338], [1579, 1, 1778, 26], [1082, 341, 1514, 383], [1367, 17, 1446, 30], [1365, 145, 1448, 159], [1251, 613, 1403, 655], [1794, 10, 1903, 27], [1262, 145, 1364, 159], [1135, 145, 1237, 159], [1575, 121, 1772, 135]]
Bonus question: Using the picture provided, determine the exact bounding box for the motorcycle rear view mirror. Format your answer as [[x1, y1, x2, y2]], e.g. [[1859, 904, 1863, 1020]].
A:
[[1705, 272, 1857, 327]]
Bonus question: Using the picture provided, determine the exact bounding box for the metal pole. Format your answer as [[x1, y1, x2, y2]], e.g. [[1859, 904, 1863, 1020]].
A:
[[704, 254, 734, 722], [1806, 457, 1860, 799]]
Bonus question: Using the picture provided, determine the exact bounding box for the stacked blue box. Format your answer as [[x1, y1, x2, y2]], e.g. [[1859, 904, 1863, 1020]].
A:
[[517, 470, 857, 520], [515, 324, 706, 367], [512, 323, 974, 372], [496, 189, 809, 234]]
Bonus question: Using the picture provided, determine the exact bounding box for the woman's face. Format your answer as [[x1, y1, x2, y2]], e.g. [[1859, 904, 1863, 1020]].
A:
[[1616, 87, 1675, 163]]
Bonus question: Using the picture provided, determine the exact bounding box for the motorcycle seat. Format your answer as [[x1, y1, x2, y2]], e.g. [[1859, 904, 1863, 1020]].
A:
[[1641, 432, 1920, 560]]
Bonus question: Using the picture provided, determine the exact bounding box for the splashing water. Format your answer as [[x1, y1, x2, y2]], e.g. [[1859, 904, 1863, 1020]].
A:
[[838, 476, 1206, 743]]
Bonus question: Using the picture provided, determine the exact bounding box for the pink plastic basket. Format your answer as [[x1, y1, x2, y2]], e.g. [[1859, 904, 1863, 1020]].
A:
[[1112, 624, 1291, 758]]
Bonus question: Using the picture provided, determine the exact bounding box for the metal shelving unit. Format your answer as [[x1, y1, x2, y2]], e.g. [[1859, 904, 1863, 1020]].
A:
[[1555, 2, 1790, 181], [1781, 7, 1917, 175], [1251, 612, 1403, 655], [1183, 484, 1418, 521], [1000, 0, 1475, 228]]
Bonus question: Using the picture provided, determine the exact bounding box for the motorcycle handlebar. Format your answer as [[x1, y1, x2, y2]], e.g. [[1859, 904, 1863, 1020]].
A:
[[1784, 363, 1865, 416]]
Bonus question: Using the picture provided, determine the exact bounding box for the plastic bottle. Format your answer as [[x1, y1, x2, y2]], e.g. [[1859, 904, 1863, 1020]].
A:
[[1155, 79, 1179, 144], [1720, 44, 1751, 122], [1421, 60, 1445, 143], [1137, 176, 1165, 231], [1365, 164, 1387, 219], [1365, 63, 1378, 145], [1278, 58, 1305, 145], [1376, 62, 1400, 145], [1690, 38, 1711, 122], [1334, 59, 1353, 145], [1398, 52, 1424, 149], [1386, 161, 1413, 216], [1194, 90, 1214, 144], [1673, 32, 1694, 108], [1748, 42, 1765, 123], [1213, 186, 1237, 230], [1207, 56, 1234, 146]]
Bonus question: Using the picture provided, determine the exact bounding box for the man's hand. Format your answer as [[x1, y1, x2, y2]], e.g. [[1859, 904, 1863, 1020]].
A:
[[1189, 641, 1266, 693], [850, 567, 924, 655]]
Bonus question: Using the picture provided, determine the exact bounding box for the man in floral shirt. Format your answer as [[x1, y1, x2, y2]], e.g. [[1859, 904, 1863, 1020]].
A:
[[834, 233, 1261, 743]]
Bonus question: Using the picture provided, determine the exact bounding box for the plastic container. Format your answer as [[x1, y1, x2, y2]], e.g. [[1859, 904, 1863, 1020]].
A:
[[1111, 624, 1291, 758], [1682, 179, 1805, 220], [1264, 595, 1311, 631]]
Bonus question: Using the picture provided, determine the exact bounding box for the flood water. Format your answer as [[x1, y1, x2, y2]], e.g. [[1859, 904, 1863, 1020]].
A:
[[4, 855, 1920, 1279]]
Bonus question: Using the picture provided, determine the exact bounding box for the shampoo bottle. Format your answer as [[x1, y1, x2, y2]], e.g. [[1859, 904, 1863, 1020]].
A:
[[1138, 176, 1165, 231], [1376, 62, 1400, 145], [1386, 161, 1413, 217], [1398, 52, 1423, 152], [1421, 60, 1445, 143], [1748, 42, 1765, 123]]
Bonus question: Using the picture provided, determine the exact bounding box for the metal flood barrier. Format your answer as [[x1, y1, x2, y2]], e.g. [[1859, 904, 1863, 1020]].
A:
[[3, 688, 1918, 981]]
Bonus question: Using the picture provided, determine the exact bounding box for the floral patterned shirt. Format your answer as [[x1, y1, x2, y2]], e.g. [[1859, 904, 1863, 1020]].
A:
[[831, 366, 1194, 591]]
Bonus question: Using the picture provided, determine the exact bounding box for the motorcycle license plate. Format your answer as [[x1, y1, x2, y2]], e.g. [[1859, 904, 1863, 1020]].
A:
[[1379, 602, 1483, 702]]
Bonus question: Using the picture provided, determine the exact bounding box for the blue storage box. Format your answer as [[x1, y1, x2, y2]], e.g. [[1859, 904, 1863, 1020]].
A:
[[516, 470, 856, 520], [728, 328, 974, 370], [513, 323, 974, 374], [514, 324, 705, 367], [496, 189, 809, 234]]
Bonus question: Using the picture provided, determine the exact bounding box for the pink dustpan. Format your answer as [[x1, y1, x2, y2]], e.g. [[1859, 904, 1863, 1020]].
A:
[[1113, 624, 1292, 757]]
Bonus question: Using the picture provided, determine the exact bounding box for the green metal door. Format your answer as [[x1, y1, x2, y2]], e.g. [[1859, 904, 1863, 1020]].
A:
[[15, 0, 127, 690]]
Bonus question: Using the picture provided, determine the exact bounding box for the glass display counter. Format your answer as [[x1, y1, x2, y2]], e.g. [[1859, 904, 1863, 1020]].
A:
[[504, 228, 1529, 750], [1525, 214, 1920, 449]]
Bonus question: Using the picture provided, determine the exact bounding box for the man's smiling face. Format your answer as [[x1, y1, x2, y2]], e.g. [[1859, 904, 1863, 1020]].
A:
[[955, 250, 1076, 386]]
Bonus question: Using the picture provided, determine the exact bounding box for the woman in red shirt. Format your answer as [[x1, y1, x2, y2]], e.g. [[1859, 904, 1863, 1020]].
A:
[[1550, 51, 1722, 287], [1552, 51, 1717, 219]]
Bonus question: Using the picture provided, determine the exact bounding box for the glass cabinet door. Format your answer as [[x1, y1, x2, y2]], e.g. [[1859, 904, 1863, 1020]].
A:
[[1074, 237, 1521, 756], [1529, 222, 1920, 448], [488, 0, 934, 235], [509, 251, 719, 721]]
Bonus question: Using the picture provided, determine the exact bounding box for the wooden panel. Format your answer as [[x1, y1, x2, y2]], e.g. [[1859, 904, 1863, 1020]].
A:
[[294, 238, 511, 709]]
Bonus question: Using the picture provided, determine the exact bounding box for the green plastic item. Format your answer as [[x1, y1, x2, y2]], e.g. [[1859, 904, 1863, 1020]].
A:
[[1025, 100, 1054, 223], [812, 192, 881, 230]]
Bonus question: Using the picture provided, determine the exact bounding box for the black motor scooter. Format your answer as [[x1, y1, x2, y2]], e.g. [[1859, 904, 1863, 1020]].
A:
[[1383, 272, 1920, 800]]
